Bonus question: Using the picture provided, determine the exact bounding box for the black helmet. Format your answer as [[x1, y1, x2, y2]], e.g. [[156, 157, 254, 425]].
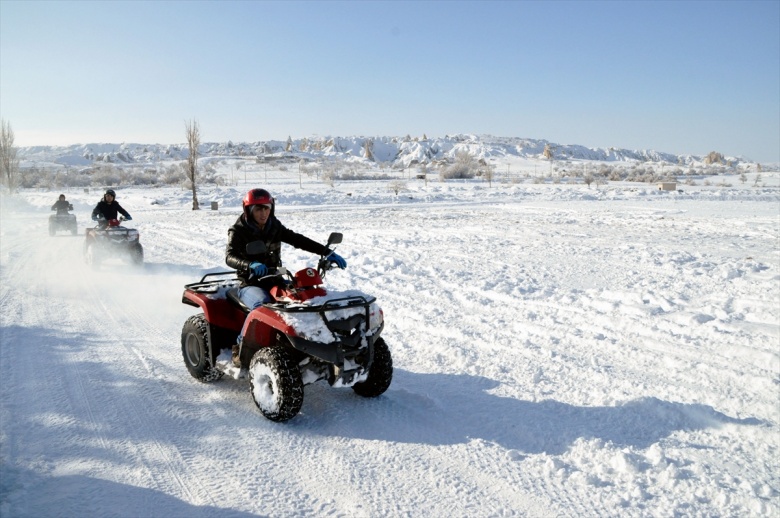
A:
[[105, 189, 116, 197], [59, 194, 65, 200]]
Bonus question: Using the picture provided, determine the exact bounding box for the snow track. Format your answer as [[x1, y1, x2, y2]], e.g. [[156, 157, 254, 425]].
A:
[[2, 183, 779, 517]]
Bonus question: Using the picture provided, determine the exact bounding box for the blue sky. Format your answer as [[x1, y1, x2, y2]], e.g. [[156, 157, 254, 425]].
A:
[[1, 0, 778, 162]]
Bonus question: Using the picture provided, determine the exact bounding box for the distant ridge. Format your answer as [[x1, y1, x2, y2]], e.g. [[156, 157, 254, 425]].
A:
[[17, 134, 755, 168]]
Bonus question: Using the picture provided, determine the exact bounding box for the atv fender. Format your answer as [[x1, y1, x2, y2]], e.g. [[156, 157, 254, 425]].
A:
[[241, 307, 298, 348], [182, 290, 245, 331]]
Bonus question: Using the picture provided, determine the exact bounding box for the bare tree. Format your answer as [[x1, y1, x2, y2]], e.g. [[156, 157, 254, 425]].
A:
[[185, 119, 200, 210], [583, 174, 594, 188], [481, 162, 495, 187], [388, 180, 407, 195], [439, 150, 478, 180], [543, 144, 555, 175], [0, 119, 19, 193]]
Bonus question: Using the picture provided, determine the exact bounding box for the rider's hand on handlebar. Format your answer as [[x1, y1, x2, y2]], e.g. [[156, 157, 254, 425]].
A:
[[327, 252, 347, 269], [249, 262, 267, 277]]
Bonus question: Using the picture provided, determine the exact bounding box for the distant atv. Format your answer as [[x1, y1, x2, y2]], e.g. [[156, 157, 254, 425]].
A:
[[49, 209, 77, 236], [180, 233, 392, 422], [83, 216, 143, 267]]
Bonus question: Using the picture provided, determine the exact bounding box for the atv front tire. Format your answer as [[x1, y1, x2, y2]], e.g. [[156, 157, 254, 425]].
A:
[[352, 337, 393, 398], [84, 242, 101, 268], [181, 314, 223, 382], [130, 243, 144, 265], [249, 346, 304, 422]]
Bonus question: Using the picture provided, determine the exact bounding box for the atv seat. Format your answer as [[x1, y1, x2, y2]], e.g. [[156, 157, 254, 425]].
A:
[[226, 287, 252, 314]]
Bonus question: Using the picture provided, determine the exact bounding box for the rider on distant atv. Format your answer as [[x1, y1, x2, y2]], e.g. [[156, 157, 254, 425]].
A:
[[225, 188, 348, 366], [91, 189, 132, 227], [51, 194, 73, 215]]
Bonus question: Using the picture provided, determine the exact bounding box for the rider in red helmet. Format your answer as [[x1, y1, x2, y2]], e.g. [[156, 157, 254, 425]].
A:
[[225, 188, 347, 367]]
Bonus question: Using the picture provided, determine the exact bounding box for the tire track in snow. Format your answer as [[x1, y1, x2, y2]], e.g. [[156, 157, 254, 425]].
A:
[[0, 219, 224, 510], [271, 207, 605, 515], [0, 222, 121, 511]]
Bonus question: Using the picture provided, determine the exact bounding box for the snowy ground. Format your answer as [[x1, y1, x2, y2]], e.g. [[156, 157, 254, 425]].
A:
[[1, 168, 779, 517]]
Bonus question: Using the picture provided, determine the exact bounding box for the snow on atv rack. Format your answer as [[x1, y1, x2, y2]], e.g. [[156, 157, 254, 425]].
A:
[[182, 271, 240, 295], [270, 293, 384, 371]]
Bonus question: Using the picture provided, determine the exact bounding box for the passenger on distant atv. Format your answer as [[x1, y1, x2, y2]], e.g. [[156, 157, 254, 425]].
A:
[[51, 194, 73, 215], [225, 188, 347, 366], [91, 189, 132, 227]]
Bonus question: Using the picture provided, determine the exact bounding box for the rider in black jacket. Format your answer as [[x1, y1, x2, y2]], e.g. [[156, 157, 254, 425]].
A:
[[51, 194, 73, 215], [226, 188, 347, 366], [91, 189, 131, 226]]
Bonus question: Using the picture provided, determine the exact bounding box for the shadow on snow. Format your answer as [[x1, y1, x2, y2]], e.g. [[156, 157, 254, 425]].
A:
[[0, 465, 256, 518], [293, 369, 765, 455], [1, 324, 766, 476]]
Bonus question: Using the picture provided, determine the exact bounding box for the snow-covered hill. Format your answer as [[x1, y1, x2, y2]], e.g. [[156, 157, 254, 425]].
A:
[[16, 134, 757, 169]]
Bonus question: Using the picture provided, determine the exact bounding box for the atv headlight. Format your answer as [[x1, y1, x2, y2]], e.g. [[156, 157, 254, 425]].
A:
[[369, 304, 384, 331]]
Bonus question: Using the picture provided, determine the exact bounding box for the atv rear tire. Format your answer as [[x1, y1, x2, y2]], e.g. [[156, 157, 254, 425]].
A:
[[181, 314, 223, 382], [352, 337, 393, 398], [249, 346, 304, 422]]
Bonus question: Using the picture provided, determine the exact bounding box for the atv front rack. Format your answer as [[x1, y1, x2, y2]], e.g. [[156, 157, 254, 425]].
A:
[[265, 295, 377, 346], [267, 295, 382, 376]]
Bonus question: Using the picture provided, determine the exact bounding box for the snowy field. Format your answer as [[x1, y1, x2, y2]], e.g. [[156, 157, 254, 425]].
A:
[[1, 167, 779, 517]]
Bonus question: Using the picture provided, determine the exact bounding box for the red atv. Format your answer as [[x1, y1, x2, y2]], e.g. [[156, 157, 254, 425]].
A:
[[83, 216, 143, 267], [180, 233, 392, 422]]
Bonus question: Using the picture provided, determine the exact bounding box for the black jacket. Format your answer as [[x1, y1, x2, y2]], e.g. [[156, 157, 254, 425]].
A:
[[92, 199, 130, 221], [51, 200, 73, 215], [226, 213, 330, 286]]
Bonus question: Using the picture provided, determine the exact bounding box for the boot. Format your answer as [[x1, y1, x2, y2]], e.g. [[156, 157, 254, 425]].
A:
[[232, 343, 241, 368]]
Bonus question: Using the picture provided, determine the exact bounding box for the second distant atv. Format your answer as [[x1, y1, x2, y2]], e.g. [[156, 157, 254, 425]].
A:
[[83, 216, 143, 267], [49, 196, 77, 236]]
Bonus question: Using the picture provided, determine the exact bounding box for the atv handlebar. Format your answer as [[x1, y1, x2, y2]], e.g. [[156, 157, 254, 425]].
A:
[[247, 267, 289, 284], [317, 232, 344, 278], [318, 257, 336, 276], [244, 232, 343, 283]]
